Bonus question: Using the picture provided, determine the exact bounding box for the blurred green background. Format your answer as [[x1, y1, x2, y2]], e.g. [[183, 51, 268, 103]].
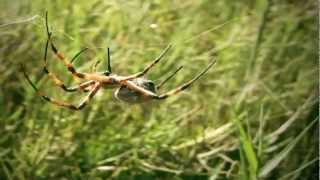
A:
[[0, 0, 318, 179]]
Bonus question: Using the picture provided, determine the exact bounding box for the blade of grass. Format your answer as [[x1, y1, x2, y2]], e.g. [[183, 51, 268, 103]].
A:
[[259, 117, 318, 178], [266, 93, 316, 143], [279, 157, 318, 180], [246, 0, 271, 80], [233, 111, 258, 180]]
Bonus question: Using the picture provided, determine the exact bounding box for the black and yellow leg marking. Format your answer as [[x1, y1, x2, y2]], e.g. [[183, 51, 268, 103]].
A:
[[43, 65, 95, 92], [121, 44, 172, 81], [156, 65, 183, 90], [22, 66, 100, 110], [41, 18, 93, 92], [44, 11, 87, 80]]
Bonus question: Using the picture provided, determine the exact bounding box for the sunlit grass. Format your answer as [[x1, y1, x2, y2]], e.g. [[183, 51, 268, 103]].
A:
[[0, 0, 318, 179]]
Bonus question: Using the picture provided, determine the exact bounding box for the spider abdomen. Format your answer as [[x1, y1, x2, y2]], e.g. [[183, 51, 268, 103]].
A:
[[114, 78, 156, 103]]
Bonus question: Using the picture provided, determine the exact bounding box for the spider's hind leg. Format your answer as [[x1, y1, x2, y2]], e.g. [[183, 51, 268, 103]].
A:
[[156, 65, 183, 90], [119, 60, 216, 101], [153, 59, 217, 100]]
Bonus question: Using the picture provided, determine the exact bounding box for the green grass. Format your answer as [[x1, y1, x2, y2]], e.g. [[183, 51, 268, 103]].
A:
[[0, 0, 318, 179]]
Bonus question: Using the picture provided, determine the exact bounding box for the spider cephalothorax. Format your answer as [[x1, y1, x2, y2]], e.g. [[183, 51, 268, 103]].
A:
[[22, 12, 216, 110]]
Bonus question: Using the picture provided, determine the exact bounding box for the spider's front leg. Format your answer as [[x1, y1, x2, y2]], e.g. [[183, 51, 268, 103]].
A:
[[40, 31, 94, 93], [41, 82, 101, 110], [62, 80, 97, 92], [39, 12, 97, 93], [44, 12, 88, 80]]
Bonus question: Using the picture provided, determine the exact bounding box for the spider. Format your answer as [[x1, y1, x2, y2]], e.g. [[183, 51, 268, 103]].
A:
[[22, 12, 217, 110]]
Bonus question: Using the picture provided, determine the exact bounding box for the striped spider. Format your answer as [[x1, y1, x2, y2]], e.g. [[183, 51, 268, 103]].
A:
[[22, 12, 216, 110]]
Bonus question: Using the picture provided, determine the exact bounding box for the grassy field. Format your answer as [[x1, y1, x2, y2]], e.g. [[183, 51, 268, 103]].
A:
[[0, 0, 318, 179]]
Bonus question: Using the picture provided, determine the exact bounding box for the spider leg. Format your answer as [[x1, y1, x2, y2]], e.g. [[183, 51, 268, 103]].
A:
[[43, 61, 95, 92], [121, 44, 172, 81], [22, 68, 100, 110], [44, 67, 95, 92], [47, 82, 101, 110], [91, 60, 101, 72], [106, 47, 112, 73], [64, 81, 96, 92], [156, 65, 183, 90], [44, 12, 87, 80], [154, 59, 216, 99], [39, 28, 94, 92], [44, 83, 100, 110], [122, 60, 216, 100], [70, 48, 89, 64]]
